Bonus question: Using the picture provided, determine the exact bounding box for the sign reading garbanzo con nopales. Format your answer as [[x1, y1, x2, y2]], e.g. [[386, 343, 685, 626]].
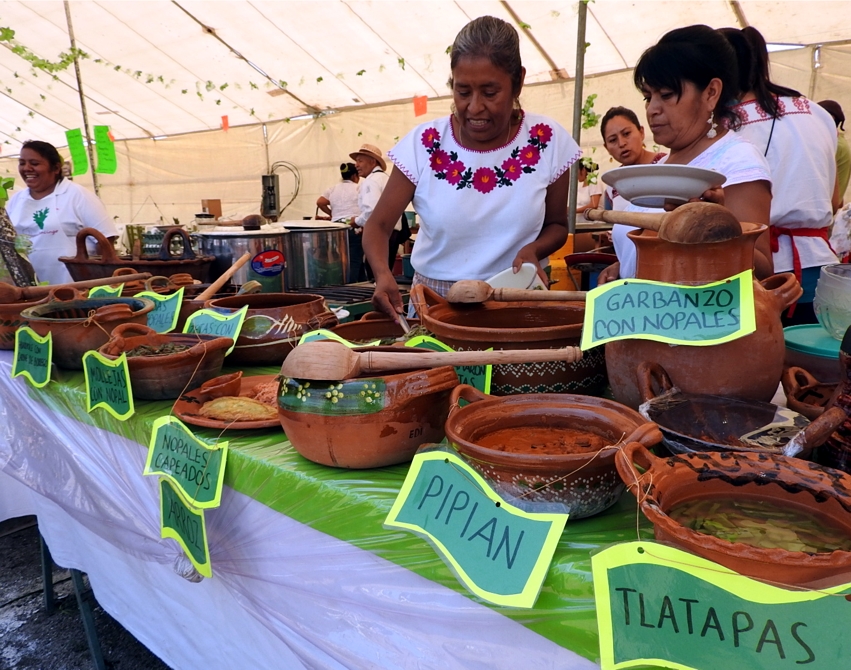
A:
[[592, 541, 851, 670], [144, 416, 228, 508], [581, 270, 756, 350]]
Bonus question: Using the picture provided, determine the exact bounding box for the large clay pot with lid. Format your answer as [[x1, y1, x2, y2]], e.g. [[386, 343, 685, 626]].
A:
[[605, 223, 802, 408], [410, 284, 606, 395]]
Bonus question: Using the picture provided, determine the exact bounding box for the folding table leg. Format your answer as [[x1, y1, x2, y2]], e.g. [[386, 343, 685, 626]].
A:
[[38, 532, 55, 615], [70, 569, 107, 670]]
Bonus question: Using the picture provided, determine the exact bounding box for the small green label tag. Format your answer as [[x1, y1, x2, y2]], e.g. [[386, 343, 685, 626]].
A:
[[12, 327, 52, 388], [405, 335, 492, 396], [593, 541, 851, 670], [93, 125, 118, 175], [581, 270, 756, 350], [144, 416, 228, 508], [183, 306, 247, 355], [159, 478, 211, 578], [298, 328, 380, 347], [88, 284, 123, 299], [136, 288, 184, 333], [385, 449, 567, 608], [82, 350, 134, 420]]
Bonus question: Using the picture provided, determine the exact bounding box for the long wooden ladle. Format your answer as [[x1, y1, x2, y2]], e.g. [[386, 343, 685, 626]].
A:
[[0, 272, 153, 304], [195, 252, 251, 302], [446, 280, 586, 304], [281, 340, 583, 381], [584, 201, 742, 243]]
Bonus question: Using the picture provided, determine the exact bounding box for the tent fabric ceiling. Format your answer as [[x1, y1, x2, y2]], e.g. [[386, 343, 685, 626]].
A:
[[2, 0, 851, 153]]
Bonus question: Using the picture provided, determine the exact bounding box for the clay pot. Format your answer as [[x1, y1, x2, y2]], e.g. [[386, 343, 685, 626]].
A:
[[21, 292, 155, 370], [0, 295, 48, 350], [278, 347, 459, 468], [781, 366, 839, 420], [411, 284, 606, 395], [615, 442, 851, 588], [444, 385, 662, 518], [206, 293, 338, 366], [606, 223, 802, 408], [59, 227, 215, 282], [331, 312, 420, 345], [198, 371, 243, 400], [97, 323, 233, 400]]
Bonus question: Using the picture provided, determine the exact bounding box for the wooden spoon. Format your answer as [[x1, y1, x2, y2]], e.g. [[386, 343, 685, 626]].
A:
[[195, 252, 251, 302], [446, 280, 586, 304], [280, 340, 583, 381], [584, 202, 742, 243], [0, 272, 153, 304]]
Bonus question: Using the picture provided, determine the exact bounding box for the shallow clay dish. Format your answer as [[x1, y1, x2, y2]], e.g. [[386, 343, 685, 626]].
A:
[[444, 385, 661, 518], [198, 371, 243, 400], [173, 374, 280, 430], [616, 442, 851, 588]]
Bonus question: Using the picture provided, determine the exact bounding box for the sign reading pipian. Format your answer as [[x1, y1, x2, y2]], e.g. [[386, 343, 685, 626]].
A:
[[581, 270, 756, 350], [144, 416, 228, 508], [385, 449, 566, 607], [592, 541, 851, 670]]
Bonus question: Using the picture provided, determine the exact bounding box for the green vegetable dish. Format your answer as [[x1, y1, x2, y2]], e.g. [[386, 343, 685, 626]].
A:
[[668, 496, 851, 554]]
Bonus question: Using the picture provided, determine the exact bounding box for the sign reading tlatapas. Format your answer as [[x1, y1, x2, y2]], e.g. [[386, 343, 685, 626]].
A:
[[592, 541, 851, 669], [581, 270, 756, 350]]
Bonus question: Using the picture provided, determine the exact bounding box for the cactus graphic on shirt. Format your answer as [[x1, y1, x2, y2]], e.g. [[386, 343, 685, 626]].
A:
[[32, 208, 49, 230]]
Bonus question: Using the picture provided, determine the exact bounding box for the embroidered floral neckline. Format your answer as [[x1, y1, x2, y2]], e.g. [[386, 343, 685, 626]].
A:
[[421, 120, 554, 194]]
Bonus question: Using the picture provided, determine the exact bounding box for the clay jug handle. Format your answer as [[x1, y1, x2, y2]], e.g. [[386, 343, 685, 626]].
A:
[[781, 366, 821, 400], [636, 361, 674, 403], [92, 303, 134, 322], [187, 336, 235, 357], [797, 406, 847, 451], [112, 267, 139, 278], [448, 384, 489, 414], [305, 311, 339, 333], [409, 284, 446, 319], [760, 272, 803, 313], [48, 287, 85, 302], [111, 323, 156, 339], [73, 227, 120, 263], [618, 422, 664, 448], [159, 228, 197, 260], [614, 441, 659, 496], [361, 311, 390, 322]]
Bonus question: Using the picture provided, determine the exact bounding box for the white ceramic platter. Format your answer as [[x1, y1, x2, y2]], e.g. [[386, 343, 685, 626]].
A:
[[601, 164, 727, 208], [485, 263, 548, 290]]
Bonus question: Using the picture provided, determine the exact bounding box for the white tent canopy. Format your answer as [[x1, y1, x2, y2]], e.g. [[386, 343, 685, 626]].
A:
[[1, 0, 850, 224]]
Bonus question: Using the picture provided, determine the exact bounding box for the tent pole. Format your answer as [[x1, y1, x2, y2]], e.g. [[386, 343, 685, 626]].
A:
[[568, 0, 589, 236], [63, 0, 99, 196]]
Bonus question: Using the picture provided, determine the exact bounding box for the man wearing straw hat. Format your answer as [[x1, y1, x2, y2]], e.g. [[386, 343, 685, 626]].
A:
[[349, 143, 403, 271]]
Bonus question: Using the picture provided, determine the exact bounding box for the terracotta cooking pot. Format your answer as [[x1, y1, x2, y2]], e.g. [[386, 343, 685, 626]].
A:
[[615, 441, 851, 588], [21, 291, 154, 370], [606, 223, 802, 408], [206, 293, 337, 366], [0, 295, 49, 350], [331, 312, 420, 345], [444, 384, 662, 518], [97, 323, 233, 400], [411, 284, 606, 396], [278, 347, 459, 468]]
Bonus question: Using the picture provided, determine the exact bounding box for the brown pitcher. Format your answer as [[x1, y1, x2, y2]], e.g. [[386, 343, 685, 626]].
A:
[[606, 223, 802, 408]]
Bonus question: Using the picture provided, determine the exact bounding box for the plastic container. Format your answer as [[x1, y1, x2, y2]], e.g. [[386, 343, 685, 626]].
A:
[[784, 324, 842, 384], [402, 254, 414, 278], [814, 264, 851, 340]]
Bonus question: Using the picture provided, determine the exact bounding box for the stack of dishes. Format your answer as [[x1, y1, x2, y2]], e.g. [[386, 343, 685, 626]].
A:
[[814, 264, 851, 340]]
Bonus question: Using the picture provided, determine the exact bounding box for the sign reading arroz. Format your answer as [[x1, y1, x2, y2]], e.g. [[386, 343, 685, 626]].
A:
[[581, 270, 756, 350], [385, 448, 567, 608], [592, 541, 851, 670]]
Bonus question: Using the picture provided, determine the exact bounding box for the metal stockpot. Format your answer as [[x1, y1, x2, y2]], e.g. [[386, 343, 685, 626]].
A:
[[197, 228, 290, 292], [280, 221, 349, 289]]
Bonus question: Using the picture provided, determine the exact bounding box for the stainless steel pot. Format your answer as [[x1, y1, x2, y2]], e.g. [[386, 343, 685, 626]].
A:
[[279, 221, 349, 289], [197, 229, 289, 292]]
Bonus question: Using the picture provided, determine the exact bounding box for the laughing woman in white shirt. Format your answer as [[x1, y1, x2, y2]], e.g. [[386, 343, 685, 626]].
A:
[[7, 140, 117, 285]]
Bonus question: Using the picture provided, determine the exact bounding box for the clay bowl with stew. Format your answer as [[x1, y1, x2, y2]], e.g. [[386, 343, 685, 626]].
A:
[[444, 385, 662, 518]]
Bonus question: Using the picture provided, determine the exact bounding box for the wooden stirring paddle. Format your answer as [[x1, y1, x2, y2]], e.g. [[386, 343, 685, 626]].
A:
[[195, 252, 251, 302], [584, 201, 742, 243], [280, 340, 583, 381], [446, 280, 585, 304], [0, 272, 153, 304]]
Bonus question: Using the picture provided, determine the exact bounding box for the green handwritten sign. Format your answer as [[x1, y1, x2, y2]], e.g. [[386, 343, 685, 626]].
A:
[[93, 125, 117, 175], [385, 448, 567, 607], [405, 335, 492, 395], [65, 128, 89, 176], [12, 327, 51, 388], [298, 328, 380, 347], [593, 541, 851, 670], [183, 306, 247, 355], [88, 283, 123, 299], [144, 416, 228, 508], [581, 270, 756, 350], [136, 288, 183, 333], [160, 478, 211, 578], [82, 351, 134, 420]]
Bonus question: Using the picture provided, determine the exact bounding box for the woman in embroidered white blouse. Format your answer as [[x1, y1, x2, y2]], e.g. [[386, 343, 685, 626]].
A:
[[363, 15, 580, 322]]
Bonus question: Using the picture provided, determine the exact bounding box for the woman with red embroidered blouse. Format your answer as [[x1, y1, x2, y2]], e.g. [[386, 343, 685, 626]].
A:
[[363, 15, 580, 322]]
